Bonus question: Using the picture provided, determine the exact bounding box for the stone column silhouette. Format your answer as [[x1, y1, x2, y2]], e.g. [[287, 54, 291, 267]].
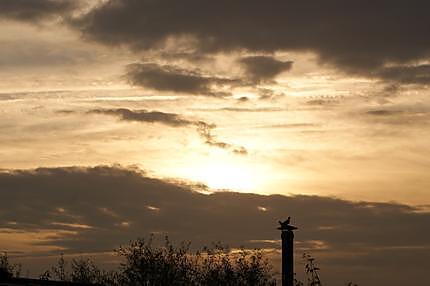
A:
[[278, 217, 298, 286]]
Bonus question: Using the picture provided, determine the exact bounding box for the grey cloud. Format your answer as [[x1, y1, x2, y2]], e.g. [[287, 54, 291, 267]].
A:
[[257, 88, 286, 101], [0, 0, 77, 22], [89, 108, 247, 155], [1, 165, 429, 285], [75, 0, 430, 83], [239, 56, 293, 83], [237, 96, 249, 102], [126, 63, 237, 96], [196, 123, 248, 155], [373, 64, 430, 85], [366, 110, 404, 116], [89, 108, 194, 127], [364, 108, 430, 126], [306, 98, 340, 106]]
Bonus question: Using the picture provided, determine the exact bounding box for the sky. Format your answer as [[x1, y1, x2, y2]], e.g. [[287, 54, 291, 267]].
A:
[[0, 1, 430, 285]]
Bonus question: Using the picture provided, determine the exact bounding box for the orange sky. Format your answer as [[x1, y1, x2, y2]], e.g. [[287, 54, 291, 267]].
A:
[[1, 20, 429, 204], [1, 2, 430, 285]]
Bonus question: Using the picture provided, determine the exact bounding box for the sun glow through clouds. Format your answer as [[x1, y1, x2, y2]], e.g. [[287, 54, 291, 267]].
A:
[[187, 155, 264, 192], [196, 163, 254, 191]]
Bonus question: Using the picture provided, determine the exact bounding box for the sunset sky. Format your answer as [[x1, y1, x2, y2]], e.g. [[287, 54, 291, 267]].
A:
[[1, 1, 430, 285]]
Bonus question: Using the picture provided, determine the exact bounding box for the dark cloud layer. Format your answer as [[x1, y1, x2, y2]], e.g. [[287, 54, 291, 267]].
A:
[[0, 166, 429, 285], [126, 63, 236, 96], [77, 0, 430, 83], [374, 64, 430, 85], [0, 0, 77, 22], [239, 56, 293, 83]]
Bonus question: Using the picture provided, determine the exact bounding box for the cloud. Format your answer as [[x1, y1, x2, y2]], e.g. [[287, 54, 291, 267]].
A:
[[89, 108, 247, 154], [196, 122, 248, 155], [75, 0, 430, 84], [239, 56, 293, 83], [0, 0, 77, 22], [125, 63, 237, 96], [366, 110, 404, 116], [364, 108, 430, 126], [306, 98, 340, 106], [192, 107, 284, 112], [373, 64, 430, 85], [89, 108, 194, 127], [1, 165, 429, 285]]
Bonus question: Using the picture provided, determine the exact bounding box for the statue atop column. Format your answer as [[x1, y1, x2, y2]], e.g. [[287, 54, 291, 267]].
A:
[[278, 217, 298, 286], [278, 216, 298, 231]]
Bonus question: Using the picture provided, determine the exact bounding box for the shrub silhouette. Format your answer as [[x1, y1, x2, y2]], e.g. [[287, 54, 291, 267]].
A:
[[40, 254, 117, 285], [3, 238, 357, 285], [4, 239, 351, 286], [303, 253, 322, 286], [38, 236, 276, 285], [0, 252, 21, 280], [116, 236, 276, 285]]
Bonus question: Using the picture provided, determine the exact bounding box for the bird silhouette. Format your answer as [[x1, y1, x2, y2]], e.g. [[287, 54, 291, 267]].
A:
[[278, 216, 291, 228]]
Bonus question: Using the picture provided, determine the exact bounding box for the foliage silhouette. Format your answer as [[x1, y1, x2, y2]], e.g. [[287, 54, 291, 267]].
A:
[[3, 238, 349, 285], [0, 252, 21, 280], [40, 254, 117, 285], [37, 236, 276, 286], [303, 253, 322, 286], [116, 236, 276, 286]]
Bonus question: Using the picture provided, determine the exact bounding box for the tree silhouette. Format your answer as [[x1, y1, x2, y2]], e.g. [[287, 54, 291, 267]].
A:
[[0, 252, 21, 280], [116, 236, 276, 286], [37, 236, 276, 285]]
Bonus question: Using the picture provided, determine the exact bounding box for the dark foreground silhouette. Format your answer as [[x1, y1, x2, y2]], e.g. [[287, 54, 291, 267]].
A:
[[1, 236, 276, 286], [1, 236, 356, 286]]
